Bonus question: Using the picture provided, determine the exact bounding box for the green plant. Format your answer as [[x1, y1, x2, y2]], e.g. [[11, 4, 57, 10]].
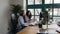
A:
[[41, 20, 47, 25], [41, 11, 48, 25], [11, 4, 22, 14]]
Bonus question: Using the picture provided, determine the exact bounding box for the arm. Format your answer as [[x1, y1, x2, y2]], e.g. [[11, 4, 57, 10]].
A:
[[18, 16, 29, 26], [18, 16, 25, 25]]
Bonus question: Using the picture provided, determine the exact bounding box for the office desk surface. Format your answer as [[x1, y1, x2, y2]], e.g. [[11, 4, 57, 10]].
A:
[[16, 26, 60, 34], [16, 26, 39, 34]]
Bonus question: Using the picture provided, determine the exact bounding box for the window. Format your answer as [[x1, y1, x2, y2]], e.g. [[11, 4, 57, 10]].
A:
[[53, 8, 58, 16], [35, 9, 42, 21], [28, 9, 41, 21], [46, 8, 52, 16], [46, 8, 53, 19], [28, 9, 34, 15], [53, 8, 60, 16], [45, 0, 52, 4], [28, 0, 34, 5], [31, 16, 34, 19], [54, 0, 60, 3], [35, 9, 41, 15], [35, 0, 42, 4], [35, 16, 39, 21], [28, 9, 42, 15]]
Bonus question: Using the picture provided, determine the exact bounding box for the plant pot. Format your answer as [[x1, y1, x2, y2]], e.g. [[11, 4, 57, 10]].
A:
[[38, 24, 42, 28], [42, 25, 47, 30]]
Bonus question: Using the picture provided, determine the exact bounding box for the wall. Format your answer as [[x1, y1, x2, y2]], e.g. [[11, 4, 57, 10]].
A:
[[0, 0, 24, 34], [0, 0, 10, 34]]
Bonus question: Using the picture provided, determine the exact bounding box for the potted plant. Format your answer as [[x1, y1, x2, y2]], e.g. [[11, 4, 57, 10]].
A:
[[38, 11, 48, 30], [11, 4, 22, 15], [41, 11, 48, 30], [38, 12, 43, 29], [10, 5, 22, 32], [38, 20, 42, 28], [10, 4, 22, 21], [41, 20, 47, 30]]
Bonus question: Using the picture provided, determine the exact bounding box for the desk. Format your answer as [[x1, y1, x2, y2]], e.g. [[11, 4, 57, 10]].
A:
[[16, 26, 60, 34], [16, 26, 39, 34]]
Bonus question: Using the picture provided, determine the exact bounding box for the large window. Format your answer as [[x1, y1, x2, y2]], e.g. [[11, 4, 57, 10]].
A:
[[35, 9, 41, 21], [28, 9, 34, 15], [28, 0, 42, 5], [46, 8, 53, 19], [35, 9, 41, 15], [45, 0, 60, 4], [35, 0, 42, 4], [24, 0, 60, 21], [24, 0, 60, 30], [53, 8, 60, 16], [46, 8, 52, 16], [28, 0, 34, 5], [45, 0, 53, 4], [54, 0, 60, 3], [28, 9, 42, 21], [27, 0, 42, 21]]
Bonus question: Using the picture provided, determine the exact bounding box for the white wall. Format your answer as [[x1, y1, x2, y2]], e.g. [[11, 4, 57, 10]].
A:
[[0, 0, 24, 34], [0, 0, 10, 34]]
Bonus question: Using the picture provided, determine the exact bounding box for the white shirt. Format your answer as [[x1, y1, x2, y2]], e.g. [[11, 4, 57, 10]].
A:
[[18, 16, 29, 26]]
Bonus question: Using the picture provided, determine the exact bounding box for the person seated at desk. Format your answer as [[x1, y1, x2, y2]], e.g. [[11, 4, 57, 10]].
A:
[[26, 10, 39, 26], [26, 10, 32, 21], [17, 10, 30, 30]]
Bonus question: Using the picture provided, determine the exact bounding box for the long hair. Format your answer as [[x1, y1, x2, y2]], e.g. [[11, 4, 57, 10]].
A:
[[26, 10, 32, 19]]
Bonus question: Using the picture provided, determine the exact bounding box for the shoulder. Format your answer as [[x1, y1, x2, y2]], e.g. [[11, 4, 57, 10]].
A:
[[19, 16, 23, 17], [18, 16, 23, 19]]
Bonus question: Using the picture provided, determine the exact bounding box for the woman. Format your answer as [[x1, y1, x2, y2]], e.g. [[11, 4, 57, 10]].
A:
[[26, 10, 32, 20]]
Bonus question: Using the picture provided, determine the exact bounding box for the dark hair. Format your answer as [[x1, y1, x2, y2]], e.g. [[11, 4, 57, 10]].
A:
[[20, 10, 24, 16], [20, 10, 27, 22], [26, 10, 32, 19]]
